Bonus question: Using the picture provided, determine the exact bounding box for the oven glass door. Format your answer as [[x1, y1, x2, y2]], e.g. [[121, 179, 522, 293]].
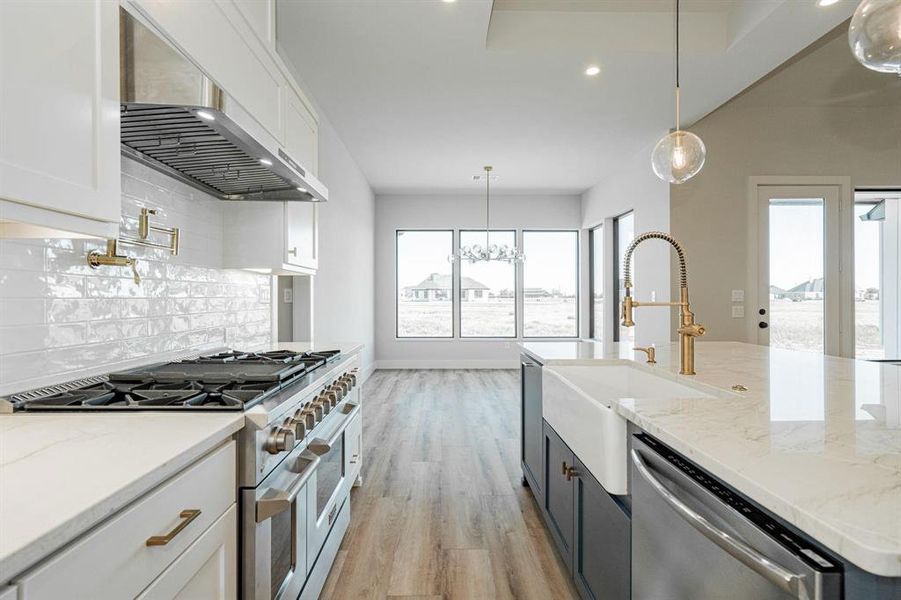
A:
[[316, 430, 345, 518], [270, 499, 297, 599]]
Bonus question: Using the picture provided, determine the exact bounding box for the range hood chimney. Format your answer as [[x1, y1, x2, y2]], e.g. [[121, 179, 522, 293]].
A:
[[119, 9, 327, 203]]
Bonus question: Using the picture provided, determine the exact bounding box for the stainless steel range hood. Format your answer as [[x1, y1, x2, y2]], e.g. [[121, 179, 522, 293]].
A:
[[119, 9, 327, 203]]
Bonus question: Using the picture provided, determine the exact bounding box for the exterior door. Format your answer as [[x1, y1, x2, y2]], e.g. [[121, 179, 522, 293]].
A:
[[756, 185, 841, 355]]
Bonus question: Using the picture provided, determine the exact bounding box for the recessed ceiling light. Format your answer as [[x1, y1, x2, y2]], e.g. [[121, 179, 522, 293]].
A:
[[259, 159, 273, 166], [442, 0, 457, 3], [585, 65, 601, 76], [297, 187, 308, 193], [816, 0, 840, 6], [196, 110, 215, 121]]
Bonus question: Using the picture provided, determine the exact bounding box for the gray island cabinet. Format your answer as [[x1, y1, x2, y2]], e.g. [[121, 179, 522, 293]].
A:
[[520, 352, 631, 600]]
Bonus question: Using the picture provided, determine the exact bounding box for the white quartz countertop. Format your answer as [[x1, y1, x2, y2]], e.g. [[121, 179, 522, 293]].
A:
[[0, 409, 244, 581], [0, 341, 363, 581], [521, 340, 901, 577]]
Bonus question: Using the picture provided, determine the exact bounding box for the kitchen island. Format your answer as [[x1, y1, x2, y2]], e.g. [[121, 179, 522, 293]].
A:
[[520, 340, 901, 595]]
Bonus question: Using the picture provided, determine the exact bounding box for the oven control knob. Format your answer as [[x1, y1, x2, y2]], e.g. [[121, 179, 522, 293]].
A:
[[323, 390, 338, 407], [314, 396, 331, 415], [265, 427, 296, 454], [299, 406, 317, 428], [309, 402, 324, 422], [333, 382, 348, 397], [341, 374, 356, 388], [285, 415, 306, 439]]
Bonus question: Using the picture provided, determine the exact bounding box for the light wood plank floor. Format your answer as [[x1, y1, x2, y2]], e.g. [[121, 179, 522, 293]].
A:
[[320, 369, 578, 600]]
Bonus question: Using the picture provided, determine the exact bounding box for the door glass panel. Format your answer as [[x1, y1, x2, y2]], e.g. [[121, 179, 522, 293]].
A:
[[769, 199, 825, 353], [590, 225, 604, 341], [317, 432, 345, 518], [269, 501, 295, 598], [615, 213, 635, 344]]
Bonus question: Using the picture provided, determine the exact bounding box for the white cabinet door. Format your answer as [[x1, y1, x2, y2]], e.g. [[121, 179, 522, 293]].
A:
[[285, 202, 318, 271], [284, 88, 318, 177], [137, 505, 237, 600], [0, 0, 120, 225], [232, 0, 276, 48]]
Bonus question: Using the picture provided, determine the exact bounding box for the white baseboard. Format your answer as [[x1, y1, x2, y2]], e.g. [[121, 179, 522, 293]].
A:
[[373, 359, 519, 370]]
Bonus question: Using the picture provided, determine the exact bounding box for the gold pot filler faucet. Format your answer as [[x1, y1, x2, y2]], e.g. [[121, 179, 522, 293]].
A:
[[621, 231, 706, 375]]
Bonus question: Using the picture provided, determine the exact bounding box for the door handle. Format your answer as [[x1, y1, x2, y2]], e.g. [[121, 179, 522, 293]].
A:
[[758, 321, 768, 329], [630, 449, 805, 598], [256, 450, 320, 522]]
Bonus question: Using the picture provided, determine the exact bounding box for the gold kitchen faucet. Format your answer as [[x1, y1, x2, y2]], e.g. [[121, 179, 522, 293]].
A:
[[621, 231, 705, 375]]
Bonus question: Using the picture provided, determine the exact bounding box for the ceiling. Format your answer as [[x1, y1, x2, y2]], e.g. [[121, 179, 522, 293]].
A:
[[276, 0, 854, 195]]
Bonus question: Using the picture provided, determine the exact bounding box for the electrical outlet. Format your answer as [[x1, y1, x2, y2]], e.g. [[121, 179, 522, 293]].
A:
[[731, 289, 745, 302], [283, 288, 293, 304], [731, 305, 745, 318]]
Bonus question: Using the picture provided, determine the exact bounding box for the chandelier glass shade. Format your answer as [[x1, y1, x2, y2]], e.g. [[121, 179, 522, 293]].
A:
[[450, 166, 524, 264], [848, 0, 901, 76], [651, 0, 706, 184]]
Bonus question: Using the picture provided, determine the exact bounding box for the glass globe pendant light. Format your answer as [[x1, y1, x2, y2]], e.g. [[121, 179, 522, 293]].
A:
[[651, 0, 706, 184], [848, 0, 901, 76]]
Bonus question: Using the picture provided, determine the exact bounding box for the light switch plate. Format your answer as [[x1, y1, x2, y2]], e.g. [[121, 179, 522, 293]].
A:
[[731, 305, 745, 318], [731, 289, 745, 302], [283, 288, 294, 304]]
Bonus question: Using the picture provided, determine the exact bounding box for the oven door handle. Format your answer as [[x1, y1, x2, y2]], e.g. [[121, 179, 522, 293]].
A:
[[256, 449, 320, 523], [630, 449, 806, 599], [308, 402, 361, 455]]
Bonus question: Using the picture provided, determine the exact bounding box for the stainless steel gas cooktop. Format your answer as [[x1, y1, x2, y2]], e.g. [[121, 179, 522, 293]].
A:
[[5, 349, 342, 412]]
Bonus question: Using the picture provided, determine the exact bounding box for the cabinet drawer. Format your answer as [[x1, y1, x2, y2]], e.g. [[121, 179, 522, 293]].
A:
[[16, 441, 236, 600], [137, 504, 237, 600]]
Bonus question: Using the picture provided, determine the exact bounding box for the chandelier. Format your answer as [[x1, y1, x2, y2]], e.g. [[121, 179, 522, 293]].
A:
[[450, 166, 524, 263]]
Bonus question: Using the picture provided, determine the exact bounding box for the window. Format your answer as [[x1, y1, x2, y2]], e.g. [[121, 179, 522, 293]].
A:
[[522, 231, 579, 337], [589, 225, 604, 341], [396, 230, 453, 338], [855, 192, 900, 360], [460, 230, 516, 337], [613, 212, 635, 343]]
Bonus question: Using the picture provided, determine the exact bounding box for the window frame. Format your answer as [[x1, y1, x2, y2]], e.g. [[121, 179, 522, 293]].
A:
[[395, 228, 455, 339], [457, 229, 519, 339], [588, 224, 604, 341], [612, 211, 634, 343], [521, 228, 581, 340]]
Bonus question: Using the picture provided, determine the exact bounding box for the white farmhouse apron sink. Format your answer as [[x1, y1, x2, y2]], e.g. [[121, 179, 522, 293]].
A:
[[542, 364, 715, 495]]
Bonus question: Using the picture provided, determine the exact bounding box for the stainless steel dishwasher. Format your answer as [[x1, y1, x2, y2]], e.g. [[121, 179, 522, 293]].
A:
[[630, 433, 842, 599]]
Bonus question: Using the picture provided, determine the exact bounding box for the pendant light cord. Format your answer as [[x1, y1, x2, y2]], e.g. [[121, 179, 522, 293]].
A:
[[675, 0, 681, 131], [485, 166, 491, 250]]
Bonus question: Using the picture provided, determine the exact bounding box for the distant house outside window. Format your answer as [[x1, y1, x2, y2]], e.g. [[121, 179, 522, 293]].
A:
[[396, 230, 453, 338]]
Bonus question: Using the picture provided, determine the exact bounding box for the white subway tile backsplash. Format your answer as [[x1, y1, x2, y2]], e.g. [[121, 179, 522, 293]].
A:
[[0, 158, 271, 395]]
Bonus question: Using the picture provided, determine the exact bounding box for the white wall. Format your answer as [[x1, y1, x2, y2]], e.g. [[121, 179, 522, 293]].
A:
[[306, 116, 376, 373], [580, 151, 672, 346], [670, 31, 901, 343], [374, 194, 581, 368]]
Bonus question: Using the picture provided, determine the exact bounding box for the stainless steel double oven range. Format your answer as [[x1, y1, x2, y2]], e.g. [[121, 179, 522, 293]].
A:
[[238, 351, 363, 600], [3, 347, 364, 600]]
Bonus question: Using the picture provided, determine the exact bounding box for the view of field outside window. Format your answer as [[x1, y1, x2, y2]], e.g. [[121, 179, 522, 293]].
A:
[[615, 213, 634, 344], [460, 230, 516, 337], [523, 231, 578, 337], [590, 225, 604, 341], [768, 199, 825, 353], [396, 230, 453, 337]]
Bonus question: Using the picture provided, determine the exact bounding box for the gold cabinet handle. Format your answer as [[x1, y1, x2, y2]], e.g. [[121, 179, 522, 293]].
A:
[[565, 466, 579, 481], [562, 461, 568, 476], [146, 509, 201, 546]]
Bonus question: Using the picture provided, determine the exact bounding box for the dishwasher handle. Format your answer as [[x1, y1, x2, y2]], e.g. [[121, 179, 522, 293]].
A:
[[630, 449, 807, 599]]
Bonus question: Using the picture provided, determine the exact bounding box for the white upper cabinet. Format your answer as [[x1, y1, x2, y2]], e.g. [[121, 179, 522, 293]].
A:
[[284, 87, 319, 177], [233, 0, 276, 48], [223, 201, 318, 275], [0, 0, 121, 237]]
